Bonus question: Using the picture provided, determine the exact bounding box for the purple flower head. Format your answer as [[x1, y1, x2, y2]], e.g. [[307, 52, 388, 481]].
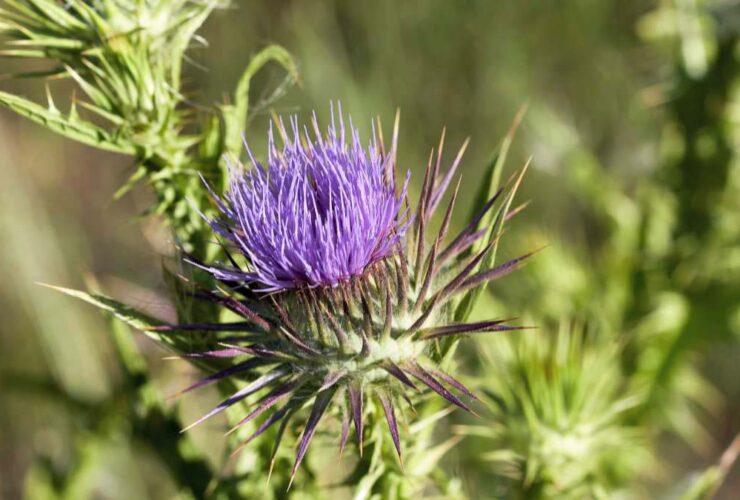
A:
[[203, 107, 409, 292]]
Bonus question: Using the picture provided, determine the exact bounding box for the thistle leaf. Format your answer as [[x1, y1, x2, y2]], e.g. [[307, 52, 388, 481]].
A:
[[223, 44, 299, 159], [455, 160, 530, 322], [418, 318, 514, 340], [0, 91, 134, 154], [232, 401, 296, 456], [466, 104, 526, 247], [339, 412, 351, 457], [457, 247, 542, 293], [39, 283, 164, 331], [409, 436, 462, 476]]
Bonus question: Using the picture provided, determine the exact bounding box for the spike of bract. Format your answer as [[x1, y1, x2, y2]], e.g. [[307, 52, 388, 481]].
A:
[[166, 106, 533, 482]]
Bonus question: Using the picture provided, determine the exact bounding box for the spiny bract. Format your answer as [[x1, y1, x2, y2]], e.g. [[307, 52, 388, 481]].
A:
[[157, 107, 534, 483]]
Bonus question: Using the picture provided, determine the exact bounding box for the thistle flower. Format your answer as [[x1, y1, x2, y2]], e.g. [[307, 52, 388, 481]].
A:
[[158, 107, 534, 484], [200, 109, 409, 291]]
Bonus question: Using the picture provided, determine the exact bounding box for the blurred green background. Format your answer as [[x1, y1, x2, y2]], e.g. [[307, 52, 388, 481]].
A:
[[1, 0, 738, 498]]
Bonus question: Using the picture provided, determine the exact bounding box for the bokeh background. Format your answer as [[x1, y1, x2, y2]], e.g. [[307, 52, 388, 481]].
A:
[[1, 0, 738, 498]]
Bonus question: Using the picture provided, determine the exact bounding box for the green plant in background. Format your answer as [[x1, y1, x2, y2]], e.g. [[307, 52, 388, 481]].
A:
[[458, 325, 650, 499], [452, 0, 739, 497]]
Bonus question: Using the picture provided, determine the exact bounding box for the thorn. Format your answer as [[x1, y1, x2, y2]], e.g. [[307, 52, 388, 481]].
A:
[[267, 458, 276, 485]]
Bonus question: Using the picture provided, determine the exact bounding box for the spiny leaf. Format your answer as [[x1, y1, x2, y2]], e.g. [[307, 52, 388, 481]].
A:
[[146, 321, 260, 333], [231, 401, 296, 457], [319, 369, 347, 392], [177, 347, 252, 359], [268, 406, 299, 483], [455, 160, 530, 322], [428, 369, 480, 401], [437, 192, 502, 265], [466, 104, 527, 250], [339, 412, 351, 457], [222, 44, 299, 159], [39, 283, 164, 331], [0, 91, 134, 154], [457, 247, 543, 293], [382, 361, 418, 390]]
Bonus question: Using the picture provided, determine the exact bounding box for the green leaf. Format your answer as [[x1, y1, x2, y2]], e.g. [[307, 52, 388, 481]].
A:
[[222, 44, 299, 159], [455, 160, 530, 322], [452, 106, 527, 322], [108, 312, 148, 377], [8, 36, 84, 49], [113, 164, 147, 200], [25, 0, 87, 31], [353, 463, 386, 500], [0, 66, 65, 79], [39, 283, 165, 332], [467, 104, 526, 257], [0, 90, 135, 154], [409, 436, 461, 476], [0, 48, 46, 57]]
